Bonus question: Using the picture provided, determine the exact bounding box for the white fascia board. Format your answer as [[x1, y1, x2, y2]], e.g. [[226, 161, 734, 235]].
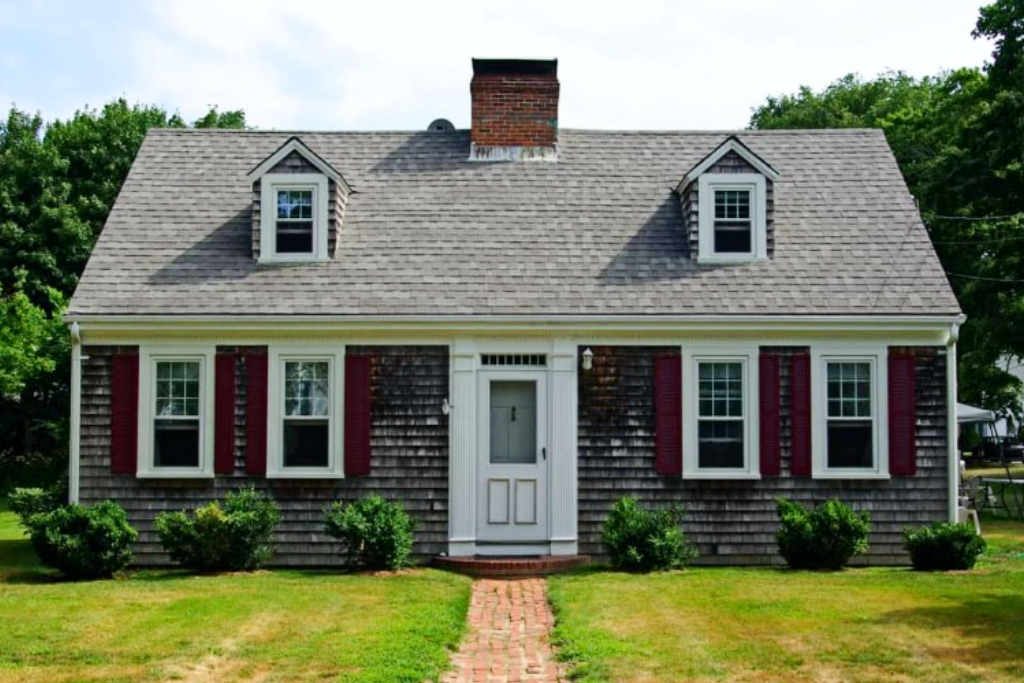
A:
[[64, 313, 966, 339], [677, 137, 780, 192]]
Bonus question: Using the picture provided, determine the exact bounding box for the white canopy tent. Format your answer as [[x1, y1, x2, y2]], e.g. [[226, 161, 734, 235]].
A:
[[957, 402, 996, 425]]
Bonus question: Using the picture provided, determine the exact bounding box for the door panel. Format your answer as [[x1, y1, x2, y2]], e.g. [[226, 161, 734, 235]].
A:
[[478, 371, 547, 543]]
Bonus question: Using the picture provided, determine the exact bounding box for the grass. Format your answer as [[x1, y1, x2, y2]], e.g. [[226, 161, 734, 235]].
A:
[[549, 520, 1024, 683], [0, 510, 471, 683]]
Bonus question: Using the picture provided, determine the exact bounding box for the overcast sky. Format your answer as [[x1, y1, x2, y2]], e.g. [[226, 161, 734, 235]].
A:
[[0, 0, 995, 131]]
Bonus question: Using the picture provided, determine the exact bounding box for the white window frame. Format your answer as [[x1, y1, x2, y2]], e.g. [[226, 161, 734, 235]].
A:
[[682, 345, 760, 480], [697, 174, 768, 263], [259, 173, 329, 263], [811, 345, 890, 480], [266, 345, 345, 479], [137, 345, 216, 479]]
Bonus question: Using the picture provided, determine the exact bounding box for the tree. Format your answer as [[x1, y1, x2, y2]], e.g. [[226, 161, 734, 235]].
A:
[[750, 1, 1024, 420], [0, 100, 244, 492]]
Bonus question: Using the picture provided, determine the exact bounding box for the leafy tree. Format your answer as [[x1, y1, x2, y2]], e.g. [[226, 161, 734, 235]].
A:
[[0, 100, 244, 492], [750, 1, 1024, 421]]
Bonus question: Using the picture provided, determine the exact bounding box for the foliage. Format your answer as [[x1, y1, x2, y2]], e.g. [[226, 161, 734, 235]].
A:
[[1, 509, 471, 683], [750, 1, 1024, 423], [154, 487, 280, 572], [25, 501, 136, 579], [776, 498, 870, 570], [7, 486, 62, 527], [0, 100, 244, 493], [602, 496, 698, 571], [903, 521, 987, 571], [323, 495, 414, 570]]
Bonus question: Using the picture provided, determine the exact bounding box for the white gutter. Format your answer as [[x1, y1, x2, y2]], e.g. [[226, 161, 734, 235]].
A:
[[947, 322, 960, 523], [69, 322, 82, 504]]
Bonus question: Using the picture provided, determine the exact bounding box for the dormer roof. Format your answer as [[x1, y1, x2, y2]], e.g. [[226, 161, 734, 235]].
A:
[[677, 135, 779, 192], [248, 136, 352, 194]]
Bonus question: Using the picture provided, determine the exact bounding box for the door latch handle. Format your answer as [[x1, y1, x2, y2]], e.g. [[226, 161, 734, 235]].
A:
[[542, 447, 547, 460]]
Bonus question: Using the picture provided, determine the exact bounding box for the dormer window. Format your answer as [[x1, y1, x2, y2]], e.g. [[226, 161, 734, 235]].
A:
[[247, 136, 351, 264], [259, 174, 329, 260], [678, 136, 778, 264], [698, 174, 767, 261]]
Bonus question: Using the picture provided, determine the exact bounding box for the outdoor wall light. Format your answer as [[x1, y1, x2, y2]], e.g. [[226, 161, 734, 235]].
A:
[[581, 347, 594, 371]]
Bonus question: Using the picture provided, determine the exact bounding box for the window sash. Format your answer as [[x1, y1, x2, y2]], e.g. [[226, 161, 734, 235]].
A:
[[692, 357, 749, 473], [821, 358, 878, 472], [273, 186, 317, 255], [148, 357, 206, 473]]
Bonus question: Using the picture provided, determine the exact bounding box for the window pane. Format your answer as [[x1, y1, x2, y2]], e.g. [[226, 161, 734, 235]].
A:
[[284, 362, 329, 416], [827, 421, 873, 468], [277, 190, 313, 219], [276, 222, 313, 253], [714, 190, 750, 219], [714, 225, 751, 253], [826, 362, 871, 418], [155, 361, 200, 417], [283, 420, 329, 467], [489, 381, 537, 464], [154, 419, 200, 468], [698, 362, 743, 417], [698, 420, 744, 468]]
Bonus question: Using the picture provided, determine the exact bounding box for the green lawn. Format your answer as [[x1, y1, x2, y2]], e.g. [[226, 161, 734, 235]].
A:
[[0, 511, 471, 683], [550, 519, 1024, 683]]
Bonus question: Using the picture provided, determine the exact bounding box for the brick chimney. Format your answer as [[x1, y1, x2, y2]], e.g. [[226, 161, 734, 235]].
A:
[[469, 58, 559, 161]]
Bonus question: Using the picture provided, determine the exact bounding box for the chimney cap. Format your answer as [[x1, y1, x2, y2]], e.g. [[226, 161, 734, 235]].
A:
[[472, 58, 557, 77]]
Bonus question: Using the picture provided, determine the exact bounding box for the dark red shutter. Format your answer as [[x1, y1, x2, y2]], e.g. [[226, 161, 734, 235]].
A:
[[759, 353, 782, 476], [110, 353, 139, 475], [214, 353, 236, 475], [888, 352, 918, 476], [245, 352, 268, 476], [790, 353, 812, 476], [654, 354, 683, 476], [344, 355, 372, 477]]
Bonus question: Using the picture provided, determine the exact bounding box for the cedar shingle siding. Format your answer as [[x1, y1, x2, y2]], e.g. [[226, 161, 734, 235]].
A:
[[80, 345, 449, 566], [577, 346, 949, 565]]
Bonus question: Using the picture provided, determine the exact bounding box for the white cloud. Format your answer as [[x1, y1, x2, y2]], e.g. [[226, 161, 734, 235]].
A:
[[115, 0, 995, 130]]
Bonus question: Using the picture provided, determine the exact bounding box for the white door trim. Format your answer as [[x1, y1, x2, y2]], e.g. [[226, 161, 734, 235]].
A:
[[447, 338, 579, 557]]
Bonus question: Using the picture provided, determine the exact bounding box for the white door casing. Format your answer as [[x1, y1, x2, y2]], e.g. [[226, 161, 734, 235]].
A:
[[477, 370, 549, 542]]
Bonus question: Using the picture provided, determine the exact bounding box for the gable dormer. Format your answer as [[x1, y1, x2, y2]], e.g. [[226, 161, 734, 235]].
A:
[[676, 136, 778, 263], [248, 137, 351, 263]]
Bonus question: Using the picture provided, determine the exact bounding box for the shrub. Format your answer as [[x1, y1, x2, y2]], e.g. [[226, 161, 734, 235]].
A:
[[776, 498, 870, 569], [26, 501, 137, 579], [602, 496, 698, 571], [323, 495, 414, 570], [8, 487, 62, 527], [155, 487, 280, 572], [903, 522, 987, 571]]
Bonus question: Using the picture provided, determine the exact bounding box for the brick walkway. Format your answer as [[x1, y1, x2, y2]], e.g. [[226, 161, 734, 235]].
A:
[[441, 578, 565, 683]]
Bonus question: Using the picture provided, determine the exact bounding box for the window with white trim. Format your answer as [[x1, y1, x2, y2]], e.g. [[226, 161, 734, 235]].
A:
[[698, 174, 767, 262], [259, 174, 329, 262], [812, 348, 888, 478], [267, 348, 343, 478], [683, 347, 759, 479], [137, 347, 215, 478]]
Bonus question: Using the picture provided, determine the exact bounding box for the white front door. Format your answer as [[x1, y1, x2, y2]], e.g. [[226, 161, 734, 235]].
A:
[[477, 371, 548, 543]]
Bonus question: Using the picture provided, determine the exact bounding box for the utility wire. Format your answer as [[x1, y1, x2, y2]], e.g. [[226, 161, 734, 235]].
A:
[[946, 271, 1024, 284], [925, 212, 1024, 222]]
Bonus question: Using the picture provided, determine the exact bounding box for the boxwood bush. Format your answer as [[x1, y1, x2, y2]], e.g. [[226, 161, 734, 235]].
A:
[[903, 522, 986, 570], [602, 496, 698, 571], [155, 487, 280, 572], [776, 498, 870, 569], [323, 495, 414, 570], [26, 501, 137, 579]]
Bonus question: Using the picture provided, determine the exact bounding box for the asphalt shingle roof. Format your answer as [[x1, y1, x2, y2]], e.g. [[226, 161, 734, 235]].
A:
[[68, 128, 961, 317]]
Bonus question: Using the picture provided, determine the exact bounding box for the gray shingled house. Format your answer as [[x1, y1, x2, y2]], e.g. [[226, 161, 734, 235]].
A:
[[66, 59, 964, 566]]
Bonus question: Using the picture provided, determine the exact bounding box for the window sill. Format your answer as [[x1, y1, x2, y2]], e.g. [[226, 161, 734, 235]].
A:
[[265, 470, 345, 480], [812, 472, 891, 481], [696, 255, 767, 265], [136, 470, 215, 479], [683, 471, 761, 481], [258, 255, 330, 266]]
